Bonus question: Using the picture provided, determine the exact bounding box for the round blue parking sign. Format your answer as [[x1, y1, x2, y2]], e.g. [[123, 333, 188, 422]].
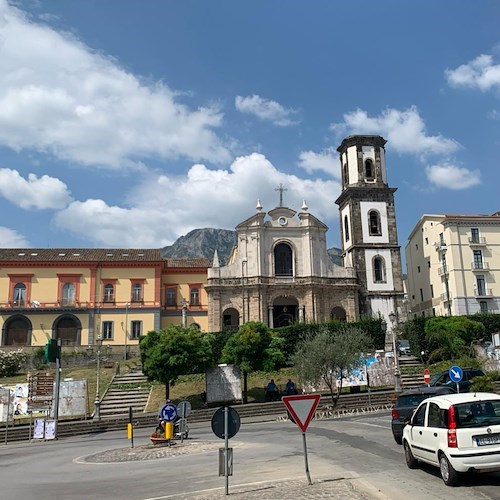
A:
[[159, 402, 178, 422], [449, 365, 463, 383]]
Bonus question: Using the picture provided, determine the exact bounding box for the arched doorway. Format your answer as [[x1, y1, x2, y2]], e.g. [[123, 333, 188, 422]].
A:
[[331, 306, 347, 321], [222, 308, 239, 330], [54, 315, 81, 346], [273, 296, 299, 327], [3, 315, 31, 345]]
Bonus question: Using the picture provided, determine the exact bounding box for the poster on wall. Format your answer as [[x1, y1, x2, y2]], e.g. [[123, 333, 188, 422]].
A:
[[33, 419, 45, 439], [206, 365, 242, 403], [45, 420, 56, 440], [13, 383, 29, 417]]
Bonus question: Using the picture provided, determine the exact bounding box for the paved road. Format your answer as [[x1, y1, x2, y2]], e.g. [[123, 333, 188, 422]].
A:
[[0, 411, 498, 499]]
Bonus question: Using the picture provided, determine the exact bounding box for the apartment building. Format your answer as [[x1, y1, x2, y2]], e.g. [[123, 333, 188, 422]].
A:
[[0, 249, 209, 349], [405, 213, 500, 318]]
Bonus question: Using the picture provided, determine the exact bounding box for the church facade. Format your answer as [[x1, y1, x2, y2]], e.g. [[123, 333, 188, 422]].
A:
[[206, 135, 405, 332]]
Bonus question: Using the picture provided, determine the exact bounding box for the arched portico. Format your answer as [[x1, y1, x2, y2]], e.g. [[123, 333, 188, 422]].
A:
[[3, 315, 32, 346], [53, 314, 82, 346], [270, 295, 299, 327], [222, 307, 239, 330], [331, 306, 347, 321]]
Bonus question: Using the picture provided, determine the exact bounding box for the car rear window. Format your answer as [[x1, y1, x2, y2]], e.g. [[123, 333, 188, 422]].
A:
[[454, 400, 500, 428], [395, 394, 429, 407]]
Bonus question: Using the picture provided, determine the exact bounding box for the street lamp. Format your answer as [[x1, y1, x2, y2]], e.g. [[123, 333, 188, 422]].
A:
[[241, 258, 247, 325], [389, 312, 402, 393], [93, 335, 103, 421], [124, 302, 129, 361]]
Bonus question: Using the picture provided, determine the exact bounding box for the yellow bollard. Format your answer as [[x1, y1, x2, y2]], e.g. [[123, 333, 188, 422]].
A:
[[127, 423, 133, 439], [164, 421, 174, 439]]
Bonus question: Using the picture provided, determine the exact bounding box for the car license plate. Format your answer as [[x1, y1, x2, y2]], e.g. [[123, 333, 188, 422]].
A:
[[476, 434, 500, 446]]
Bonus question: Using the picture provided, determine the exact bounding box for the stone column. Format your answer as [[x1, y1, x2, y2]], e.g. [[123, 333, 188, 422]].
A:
[[298, 306, 304, 323], [268, 306, 274, 328]]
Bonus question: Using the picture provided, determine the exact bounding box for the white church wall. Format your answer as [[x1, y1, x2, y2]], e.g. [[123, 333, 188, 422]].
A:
[[364, 248, 394, 291], [360, 201, 389, 244]]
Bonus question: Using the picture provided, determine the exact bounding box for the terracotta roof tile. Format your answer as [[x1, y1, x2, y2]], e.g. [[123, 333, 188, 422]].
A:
[[0, 248, 162, 262], [165, 258, 210, 268]]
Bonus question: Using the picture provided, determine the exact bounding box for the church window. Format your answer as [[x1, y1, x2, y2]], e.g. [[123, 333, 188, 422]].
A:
[[365, 159, 374, 180], [344, 215, 349, 241], [373, 256, 386, 283], [368, 210, 381, 236], [274, 243, 293, 276], [343, 163, 348, 185]]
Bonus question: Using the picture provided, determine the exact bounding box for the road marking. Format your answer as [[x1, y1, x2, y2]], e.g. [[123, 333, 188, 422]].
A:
[[351, 421, 390, 430]]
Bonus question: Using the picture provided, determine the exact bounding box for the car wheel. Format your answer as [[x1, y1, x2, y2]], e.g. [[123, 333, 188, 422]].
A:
[[394, 435, 403, 445], [404, 441, 418, 469], [439, 454, 460, 486]]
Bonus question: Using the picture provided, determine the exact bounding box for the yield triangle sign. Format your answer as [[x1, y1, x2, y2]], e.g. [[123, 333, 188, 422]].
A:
[[282, 394, 321, 432]]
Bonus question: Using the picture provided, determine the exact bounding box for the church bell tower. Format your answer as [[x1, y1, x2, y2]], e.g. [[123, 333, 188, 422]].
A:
[[335, 135, 404, 324]]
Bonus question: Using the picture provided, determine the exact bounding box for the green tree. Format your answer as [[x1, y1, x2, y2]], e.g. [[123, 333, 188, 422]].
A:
[[425, 316, 485, 362], [140, 325, 213, 400], [221, 321, 285, 403], [292, 325, 372, 408]]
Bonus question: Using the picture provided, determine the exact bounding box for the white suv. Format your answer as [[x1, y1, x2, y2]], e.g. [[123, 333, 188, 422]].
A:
[[402, 392, 500, 486]]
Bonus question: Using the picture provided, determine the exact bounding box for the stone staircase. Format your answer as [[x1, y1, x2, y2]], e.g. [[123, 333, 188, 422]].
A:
[[98, 371, 151, 418], [399, 356, 425, 389]]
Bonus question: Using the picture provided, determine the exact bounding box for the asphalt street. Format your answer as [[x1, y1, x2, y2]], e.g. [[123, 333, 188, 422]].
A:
[[0, 411, 498, 499]]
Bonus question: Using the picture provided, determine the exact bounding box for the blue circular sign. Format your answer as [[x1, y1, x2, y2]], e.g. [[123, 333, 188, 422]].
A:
[[449, 366, 463, 383], [159, 402, 178, 422]]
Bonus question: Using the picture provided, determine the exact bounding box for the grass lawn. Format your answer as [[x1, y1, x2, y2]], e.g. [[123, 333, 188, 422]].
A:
[[2, 361, 383, 415]]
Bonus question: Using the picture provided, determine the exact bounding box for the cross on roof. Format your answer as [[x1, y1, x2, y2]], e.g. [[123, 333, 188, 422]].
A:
[[275, 183, 287, 207]]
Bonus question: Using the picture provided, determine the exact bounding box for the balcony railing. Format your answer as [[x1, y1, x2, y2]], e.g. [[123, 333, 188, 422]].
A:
[[474, 288, 494, 298], [471, 261, 490, 271], [434, 241, 447, 251], [469, 236, 486, 245], [440, 292, 451, 302], [438, 265, 448, 276]]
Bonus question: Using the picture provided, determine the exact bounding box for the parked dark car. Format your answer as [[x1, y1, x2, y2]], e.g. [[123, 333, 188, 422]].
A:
[[391, 386, 455, 444], [429, 367, 485, 393]]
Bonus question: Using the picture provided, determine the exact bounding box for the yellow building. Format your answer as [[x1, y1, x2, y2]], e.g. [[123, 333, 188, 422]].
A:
[[0, 249, 209, 351]]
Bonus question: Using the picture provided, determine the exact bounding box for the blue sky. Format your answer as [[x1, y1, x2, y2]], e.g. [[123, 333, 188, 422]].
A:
[[0, 1, 499, 259]]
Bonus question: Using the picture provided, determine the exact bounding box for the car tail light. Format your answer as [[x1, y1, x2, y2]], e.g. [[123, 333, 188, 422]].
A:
[[447, 404, 458, 448], [391, 408, 399, 420]]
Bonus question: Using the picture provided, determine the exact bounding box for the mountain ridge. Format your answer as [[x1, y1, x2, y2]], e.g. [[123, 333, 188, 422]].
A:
[[162, 228, 342, 266]]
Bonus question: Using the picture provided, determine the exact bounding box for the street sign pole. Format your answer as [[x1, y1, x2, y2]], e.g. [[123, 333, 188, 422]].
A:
[[302, 432, 312, 485], [224, 406, 229, 496], [282, 394, 321, 485], [53, 339, 62, 439], [128, 406, 134, 448]]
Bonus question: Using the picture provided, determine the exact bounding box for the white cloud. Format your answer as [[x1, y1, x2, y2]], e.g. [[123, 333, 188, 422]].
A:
[[54, 153, 341, 247], [330, 106, 459, 157], [0, 168, 72, 209], [0, 0, 230, 168], [446, 54, 500, 92], [0, 226, 30, 247], [235, 95, 299, 127], [425, 164, 481, 190], [298, 148, 340, 177]]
